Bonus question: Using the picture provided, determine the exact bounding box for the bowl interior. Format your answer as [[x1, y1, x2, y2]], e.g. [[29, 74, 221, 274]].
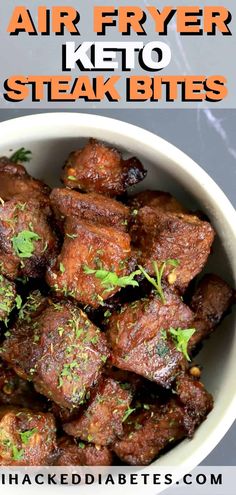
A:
[[0, 113, 235, 472]]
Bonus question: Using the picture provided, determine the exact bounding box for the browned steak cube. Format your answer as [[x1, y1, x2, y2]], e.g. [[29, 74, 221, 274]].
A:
[[106, 291, 194, 388], [46, 218, 134, 309], [0, 407, 56, 466], [128, 190, 186, 214], [0, 158, 50, 202], [0, 359, 47, 410], [113, 374, 213, 467], [175, 373, 213, 431], [62, 139, 146, 196], [56, 436, 112, 466], [130, 206, 215, 291], [189, 274, 235, 350], [1, 293, 110, 409], [0, 198, 59, 280], [50, 188, 130, 232], [0, 275, 16, 324], [113, 400, 191, 465], [63, 377, 133, 445]]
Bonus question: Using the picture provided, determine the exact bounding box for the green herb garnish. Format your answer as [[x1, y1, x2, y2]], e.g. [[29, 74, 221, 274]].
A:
[[169, 327, 196, 361], [20, 428, 38, 445], [0, 276, 15, 320], [60, 263, 65, 273], [12, 445, 24, 461], [122, 407, 136, 423], [101, 355, 108, 363], [66, 233, 78, 239], [10, 148, 32, 164], [12, 230, 41, 258], [83, 266, 140, 291], [3, 438, 24, 461], [156, 341, 169, 358], [138, 259, 180, 304], [15, 295, 22, 310], [18, 291, 42, 322], [104, 310, 112, 319]]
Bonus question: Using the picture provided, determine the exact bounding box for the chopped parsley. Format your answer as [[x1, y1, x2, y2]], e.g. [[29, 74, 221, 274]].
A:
[[18, 291, 42, 322], [58, 360, 79, 388], [138, 259, 180, 304], [83, 266, 140, 291], [169, 327, 196, 361], [59, 263, 65, 273], [0, 275, 18, 324], [58, 327, 64, 337], [3, 438, 24, 461], [15, 295, 22, 310], [122, 407, 136, 423], [101, 355, 108, 363], [12, 445, 24, 461], [10, 148, 32, 164], [104, 310, 112, 319], [20, 428, 38, 445], [15, 202, 27, 212], [66, 233, 78, 239], [12, 230, 41, 259], [156, 340, 169, 358]]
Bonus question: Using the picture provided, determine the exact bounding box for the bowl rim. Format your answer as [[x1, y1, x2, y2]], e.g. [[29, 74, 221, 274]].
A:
[[0, 112, 235, 227], [0, 111, 236, 478]]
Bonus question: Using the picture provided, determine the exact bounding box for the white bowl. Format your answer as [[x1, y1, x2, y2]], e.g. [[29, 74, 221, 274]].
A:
[[0, 112, 236, 476]]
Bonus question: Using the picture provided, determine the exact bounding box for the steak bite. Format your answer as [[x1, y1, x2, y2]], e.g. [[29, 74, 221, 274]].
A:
[[189, 274, 235, 350], [113, 400, 190, 466], [113, 374, 213, 465], [50, 188, 130, 232], [63, 377, 133, 446], [62, 138, 147, 196], [46, 218, 134, 309], [130, 206, 215, 292], [175, 373, 213, 431], [0, 360, 47, 410], [0, 157, 50, 202], [128, 190, 186, 214], [0, 407, 56, 466], [0, 275, 16, 324], [1, 293, 110, 409], [56, 436, 113, 466], [0, 198, 59, 280], [106, 290, 194, 388]]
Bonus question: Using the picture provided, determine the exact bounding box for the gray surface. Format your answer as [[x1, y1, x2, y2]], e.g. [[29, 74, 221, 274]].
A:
[[1, 0, 236, 109], [0, 108, 235, 465]]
